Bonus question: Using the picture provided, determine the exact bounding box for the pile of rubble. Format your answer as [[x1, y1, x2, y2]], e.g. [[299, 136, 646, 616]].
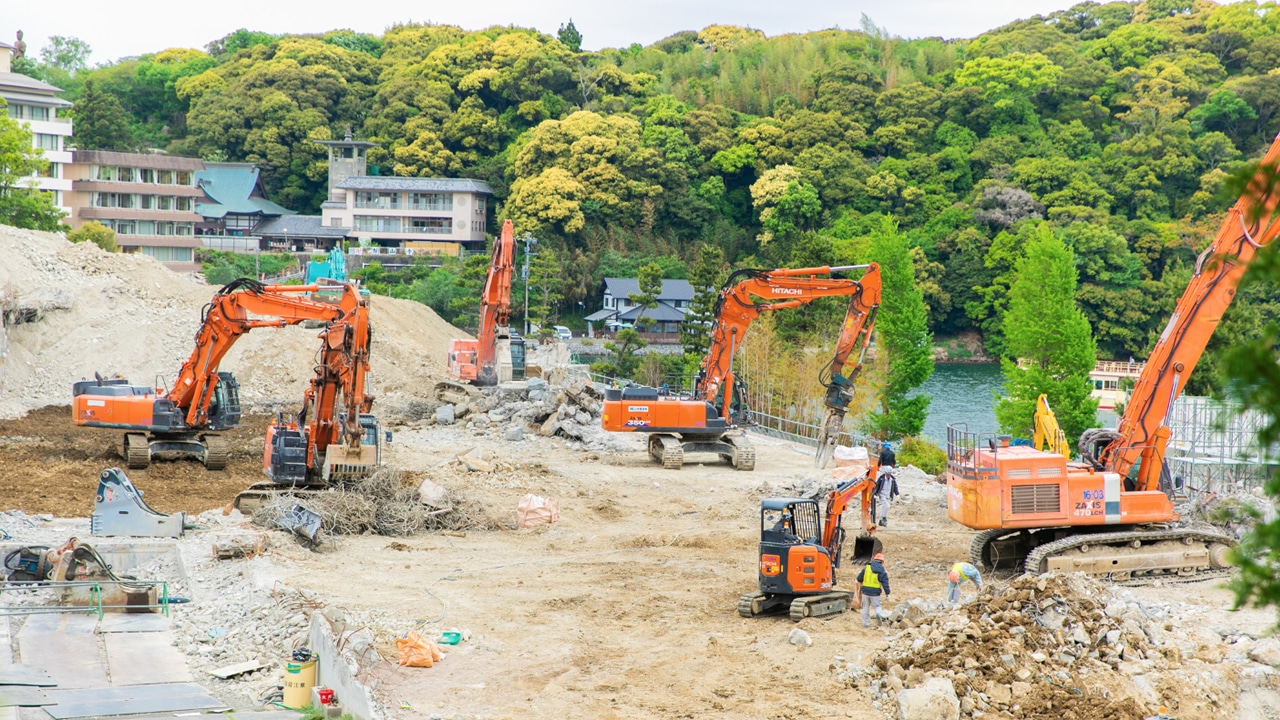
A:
[[840, 573, 1280, 720], [433, 377, 634, 453]]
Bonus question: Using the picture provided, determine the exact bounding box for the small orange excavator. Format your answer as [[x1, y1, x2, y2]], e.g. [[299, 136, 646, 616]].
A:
[[739, 453, 882, 620], [73, 279, 369, 471], [601, 264, 881, 470], [435, 219, 525, 404], [950, 133, 1280, 581]]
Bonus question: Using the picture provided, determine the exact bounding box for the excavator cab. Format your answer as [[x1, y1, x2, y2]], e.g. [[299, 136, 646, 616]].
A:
[[206, 372, 242, 430]]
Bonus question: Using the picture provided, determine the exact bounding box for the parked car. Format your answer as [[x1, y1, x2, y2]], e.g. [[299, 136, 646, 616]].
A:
[[553, 325, 573, 341]]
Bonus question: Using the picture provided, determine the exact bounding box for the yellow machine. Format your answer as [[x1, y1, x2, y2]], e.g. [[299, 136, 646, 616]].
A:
[[1032, 394, 1070, 457]]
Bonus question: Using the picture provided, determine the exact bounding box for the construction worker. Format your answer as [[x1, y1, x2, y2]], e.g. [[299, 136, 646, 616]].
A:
[[873, 465, 899, 527], [878, 441, 896, 470], [946, 561, 983, 607], [857, 552, 891, 628]]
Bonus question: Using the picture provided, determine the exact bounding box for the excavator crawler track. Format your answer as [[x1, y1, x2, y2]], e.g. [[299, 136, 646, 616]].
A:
[[649, 434, 684, 470], [789, 592, 852, 621], [724, 435, 756, 471], [433, 381, 478, 406], [202, 434, 228, 471], [124, 432, 150, 470], [970, 528, 1020, 569], [1022, 527, 1236, 585]]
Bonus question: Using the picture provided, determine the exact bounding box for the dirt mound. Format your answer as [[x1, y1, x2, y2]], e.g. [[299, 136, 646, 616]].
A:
[[0, 224, 464, 419]]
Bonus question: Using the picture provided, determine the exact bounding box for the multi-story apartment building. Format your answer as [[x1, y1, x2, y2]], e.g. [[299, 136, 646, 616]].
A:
[[317, 134, 491, 251], [0, 41, 73, 216], [65, 151, 206, 271]]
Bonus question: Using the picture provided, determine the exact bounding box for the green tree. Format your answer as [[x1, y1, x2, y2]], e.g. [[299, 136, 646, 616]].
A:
[[71, 81, 137, 151], [629, 262, 663, 331], [65, 221, 117, 252], [527, 247, 564, 331], [446, 254, 488, 330], [995, 226, 1097, 443], [408, 265, 461, 322], [39, 36, 92, 75], [596, 328, 648, 379], [557, 20, 583, 53], [866, 217, 934, 439], [0, 114, 64, 231], [681, 245, 727, 358]]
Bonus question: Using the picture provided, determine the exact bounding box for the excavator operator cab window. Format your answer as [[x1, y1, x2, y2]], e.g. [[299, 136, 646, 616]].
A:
[[762, 508, 795, 538]]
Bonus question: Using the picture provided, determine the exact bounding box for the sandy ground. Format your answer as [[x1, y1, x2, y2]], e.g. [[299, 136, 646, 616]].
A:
[[269, 424, 1274, 720]]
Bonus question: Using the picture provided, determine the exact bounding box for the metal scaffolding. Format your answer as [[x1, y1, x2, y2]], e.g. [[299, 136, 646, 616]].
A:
[[1165, 395, 1278, 493]]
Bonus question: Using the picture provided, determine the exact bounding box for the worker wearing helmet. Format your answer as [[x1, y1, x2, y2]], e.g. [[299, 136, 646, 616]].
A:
[[857, 552, 891, 628], [946, 561, 983, 607], [873, 442, 900, 527]]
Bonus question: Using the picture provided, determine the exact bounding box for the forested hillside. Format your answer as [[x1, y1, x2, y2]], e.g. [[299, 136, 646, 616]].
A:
[[24, 0, 1280, 392]]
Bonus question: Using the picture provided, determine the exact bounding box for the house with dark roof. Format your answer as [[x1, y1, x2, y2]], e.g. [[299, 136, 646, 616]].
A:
[[317, 135, 491, 251], [584, 278, 696, 342], [194, 162, 293, 241], [253, 215, 349, 252]]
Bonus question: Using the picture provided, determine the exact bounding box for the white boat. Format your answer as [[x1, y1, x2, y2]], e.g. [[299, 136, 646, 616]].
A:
[[1090, 359, 1144, 410]]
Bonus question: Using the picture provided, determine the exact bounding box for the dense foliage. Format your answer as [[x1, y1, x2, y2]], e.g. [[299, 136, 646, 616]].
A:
[[19, 2, 1280, 391], [0, 112, 64, 231]]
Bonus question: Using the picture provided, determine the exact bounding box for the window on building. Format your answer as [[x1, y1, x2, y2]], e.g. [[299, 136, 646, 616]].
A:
[[355, 191, 401, 209], [409, 193, 452, 211], [115, 221, 136, 235], [34, 134, 60, 151], [176, 223, 193, 236], [96, 166, 113, 181], [140, 169, 155, 183], [354, 215, 402, 232], [28, 106, 49, 121], [475, 196, 486, 215], [38, 163, 58, 178], [175, 197, 193, 212], [340, 147, 353, 159], [135, 220, 156, 235], [139, 246, 194, 263], [116, 167, 135, 182], [224, 214, 254, 230], [6, 104, 22, 119], [330, 217, 343, 227], [158, 170, 174, 184], [157, 196, 173, 210], [409, 217, 450, 234], [156, 222, 174, 236], [140, 195, 154, 209], [176, 171, 192, 185]]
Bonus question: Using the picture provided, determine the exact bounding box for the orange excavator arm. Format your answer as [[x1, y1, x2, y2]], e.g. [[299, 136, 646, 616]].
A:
[[167, 279, 361, 429], [476, 219, 515, 381], [697, 264, 881, 421], [303, 292, 373, 465], [1087, 135, 1280, 488], [820, 464, 880, 552]]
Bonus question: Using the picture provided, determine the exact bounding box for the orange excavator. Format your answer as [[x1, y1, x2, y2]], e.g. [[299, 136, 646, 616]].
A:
[[739, 452, 883, 620], [602, 264, 881, 470], [73, 279, 369, 471], [434, 219, 525, 405], [950, 135, 1280, 581], [261, 281, 379, 488]]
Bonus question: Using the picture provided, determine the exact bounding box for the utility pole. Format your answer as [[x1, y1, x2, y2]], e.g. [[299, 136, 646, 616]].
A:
[[521, 233, 537, 335]]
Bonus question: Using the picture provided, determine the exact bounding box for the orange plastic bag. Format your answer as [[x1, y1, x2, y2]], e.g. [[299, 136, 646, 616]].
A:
[[396, 631, 444, 667]]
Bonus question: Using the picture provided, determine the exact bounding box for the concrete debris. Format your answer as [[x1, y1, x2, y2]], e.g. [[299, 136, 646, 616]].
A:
[[788, 628, 813, 647], [439, 377, 631, 455], [436, 405, 456, 425], [212, 533, 269, 560], [896, 677, 959, 720]]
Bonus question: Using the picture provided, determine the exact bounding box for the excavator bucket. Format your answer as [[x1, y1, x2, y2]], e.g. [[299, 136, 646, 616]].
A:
[[323, 443, 378, 483], [849, 535, 878, 564]]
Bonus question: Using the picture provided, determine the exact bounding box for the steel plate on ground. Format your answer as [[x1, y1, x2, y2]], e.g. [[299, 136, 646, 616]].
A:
[[17, 617, 107, 690], [0, 666, 54, 687], [103, 633, 192, 686], [0, 687, 54, 707], [43, 683, 221, 719], [97, 614, 169, 633]]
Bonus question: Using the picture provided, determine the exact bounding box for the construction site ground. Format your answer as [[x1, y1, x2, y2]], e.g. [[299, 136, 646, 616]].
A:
[[4, 405, 1278, 719]]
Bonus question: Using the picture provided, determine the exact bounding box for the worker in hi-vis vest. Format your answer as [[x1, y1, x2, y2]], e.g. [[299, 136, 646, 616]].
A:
[[856, 553, 891, 628], [946, 561, 983, 607]]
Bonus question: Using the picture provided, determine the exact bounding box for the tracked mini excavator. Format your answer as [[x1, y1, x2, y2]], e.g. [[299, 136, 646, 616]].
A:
[[951, 133, 1280, 582], [434, 219, 525, 405], [739, 454, 882, 620], [73, 279, 371, 471], [601, 264, 881, 470]]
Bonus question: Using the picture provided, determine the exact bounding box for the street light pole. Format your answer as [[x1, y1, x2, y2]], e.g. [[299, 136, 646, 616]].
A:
[[521, 233, 536, 335]]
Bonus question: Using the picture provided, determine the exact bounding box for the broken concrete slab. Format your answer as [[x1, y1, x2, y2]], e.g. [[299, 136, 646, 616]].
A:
[[208, 659, 266, 679]]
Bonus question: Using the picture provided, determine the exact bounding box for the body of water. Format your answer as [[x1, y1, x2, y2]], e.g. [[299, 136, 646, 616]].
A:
[[912, 362, 1117, 448], [914, 363, 1004, 445]]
